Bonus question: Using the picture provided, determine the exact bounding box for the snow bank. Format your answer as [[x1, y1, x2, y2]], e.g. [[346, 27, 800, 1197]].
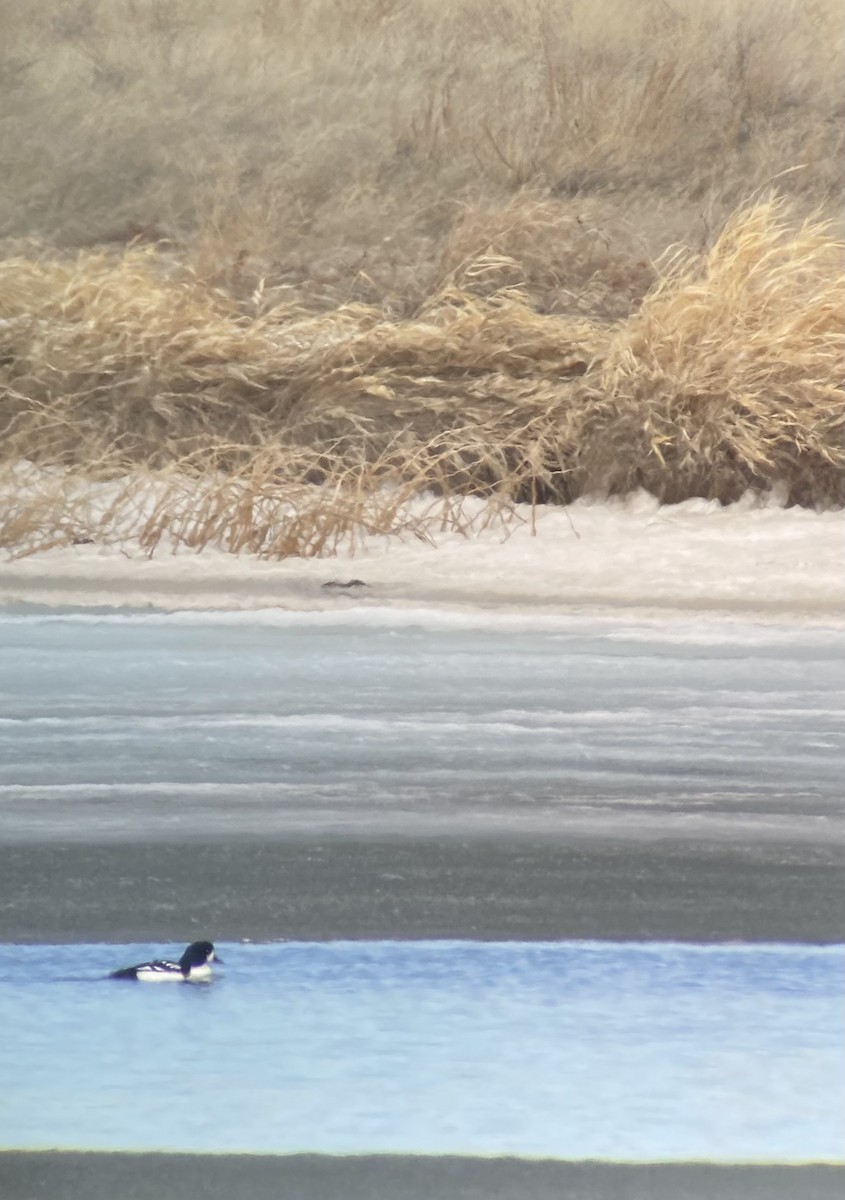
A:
[[1, 491, 841, 624]]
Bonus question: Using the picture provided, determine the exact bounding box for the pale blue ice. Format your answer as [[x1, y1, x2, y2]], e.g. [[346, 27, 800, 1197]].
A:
[[0, 608, 842, 839]]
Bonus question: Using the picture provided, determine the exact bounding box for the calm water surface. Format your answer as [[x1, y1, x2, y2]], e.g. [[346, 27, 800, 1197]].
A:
[[1, 940, 842, 1161]]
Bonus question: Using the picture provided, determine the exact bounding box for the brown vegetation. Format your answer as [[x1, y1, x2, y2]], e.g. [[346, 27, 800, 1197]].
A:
[[0, 1, 842, 556]]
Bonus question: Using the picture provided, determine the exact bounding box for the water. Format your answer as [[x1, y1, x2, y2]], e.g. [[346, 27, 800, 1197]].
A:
[[1, 607, 842, 1162], [0, 608, 842, 840], [0, 939, 842, 1160]]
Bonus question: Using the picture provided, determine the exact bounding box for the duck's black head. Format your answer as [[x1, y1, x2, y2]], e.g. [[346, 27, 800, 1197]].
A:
[[179, 941, 218, 971]]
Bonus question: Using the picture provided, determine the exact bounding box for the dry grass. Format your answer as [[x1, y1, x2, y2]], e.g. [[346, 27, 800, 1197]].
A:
[[2, 1, 842, 250], [573, 203, 845, 506], [0, 0, 843, 555], [1, 199, 841, 556]]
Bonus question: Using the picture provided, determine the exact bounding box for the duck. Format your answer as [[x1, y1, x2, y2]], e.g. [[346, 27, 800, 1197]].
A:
[[109, 941, 221, 982]]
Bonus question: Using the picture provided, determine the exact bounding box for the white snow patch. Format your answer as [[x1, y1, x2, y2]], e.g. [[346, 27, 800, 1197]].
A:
[[0, 471, 842, 623]]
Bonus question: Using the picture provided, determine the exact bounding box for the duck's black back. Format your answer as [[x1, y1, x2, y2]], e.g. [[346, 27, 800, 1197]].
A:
[[109, 964, 139, 980]]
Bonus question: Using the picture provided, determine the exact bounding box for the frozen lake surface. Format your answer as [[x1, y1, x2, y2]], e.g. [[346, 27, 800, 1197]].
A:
[[0, 607, 842, 841], [0, 939, 841, 1161]]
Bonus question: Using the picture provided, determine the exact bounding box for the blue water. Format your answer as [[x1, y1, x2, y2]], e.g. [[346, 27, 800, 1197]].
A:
[[1, 940, 842, 1160]]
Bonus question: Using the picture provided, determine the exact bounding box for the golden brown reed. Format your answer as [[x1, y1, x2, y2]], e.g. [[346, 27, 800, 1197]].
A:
[[0, 0, 843, 556], [574, 203, 845, 507], [1, 200, 842, 557]]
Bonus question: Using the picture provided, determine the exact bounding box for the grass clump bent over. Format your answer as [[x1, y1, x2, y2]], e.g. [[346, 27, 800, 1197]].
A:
[[0, 0, 842, 556]]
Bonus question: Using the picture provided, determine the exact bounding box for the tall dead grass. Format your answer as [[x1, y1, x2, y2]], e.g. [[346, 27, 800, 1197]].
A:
[[0, 0, 842, 555], [0, 200, 841, 556], [1, 1, 842, 273], [573, 203, 845, 506]]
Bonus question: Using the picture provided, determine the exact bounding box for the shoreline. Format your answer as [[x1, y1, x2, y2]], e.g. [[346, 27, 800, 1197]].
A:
[[1, 1152, 842, 1200], [2, 579, 843, 627], [1, 495, 842, 625]]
